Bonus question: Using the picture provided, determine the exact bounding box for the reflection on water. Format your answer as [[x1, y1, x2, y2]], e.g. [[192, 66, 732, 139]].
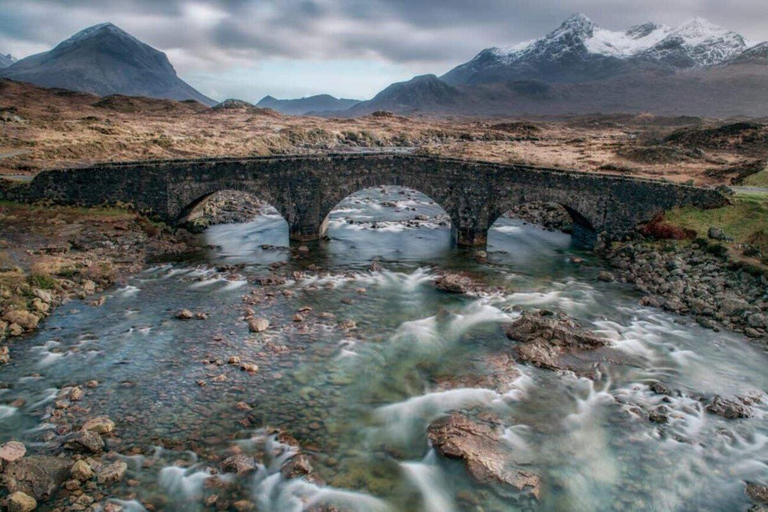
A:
[[0, 186, 766, 511]]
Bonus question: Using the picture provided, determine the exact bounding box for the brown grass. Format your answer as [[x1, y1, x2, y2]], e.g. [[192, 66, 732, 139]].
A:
[[2, 79, 765, 186]]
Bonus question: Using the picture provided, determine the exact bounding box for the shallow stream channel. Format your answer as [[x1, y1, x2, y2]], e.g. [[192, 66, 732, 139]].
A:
[[1, 187, 766, 511]]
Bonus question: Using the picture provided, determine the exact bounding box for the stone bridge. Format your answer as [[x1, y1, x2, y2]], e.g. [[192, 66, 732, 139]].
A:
[[26, 152, 728, 248]]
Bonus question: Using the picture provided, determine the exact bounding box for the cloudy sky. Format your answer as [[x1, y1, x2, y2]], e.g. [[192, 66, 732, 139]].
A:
[[1, 0, 767, 102]]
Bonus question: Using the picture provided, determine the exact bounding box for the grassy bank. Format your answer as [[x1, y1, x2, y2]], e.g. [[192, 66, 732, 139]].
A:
[[664, 190, 768, 263]]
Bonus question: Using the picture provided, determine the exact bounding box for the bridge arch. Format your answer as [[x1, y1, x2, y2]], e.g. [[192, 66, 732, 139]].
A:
[[177, 189, 287, 233], [488, 201, 598, 248], [319, 184, 455, 240]]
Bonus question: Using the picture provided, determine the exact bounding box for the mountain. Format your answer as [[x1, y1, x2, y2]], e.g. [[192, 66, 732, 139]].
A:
[[728, 42, 768, 65], [635, 18, 748, 68], [256, 94, 361, 115], [345, 75, 462, 116], [442, 14, 754, 85], [0, 23, 215, 105], [0, 54, 16, 69]]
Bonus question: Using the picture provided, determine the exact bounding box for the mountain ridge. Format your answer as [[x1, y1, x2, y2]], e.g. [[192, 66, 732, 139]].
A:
[[256, 94, 361, 115], [0, 54, 16, 69], [442, 14, 762, 86], [0, 23, 215, 105]]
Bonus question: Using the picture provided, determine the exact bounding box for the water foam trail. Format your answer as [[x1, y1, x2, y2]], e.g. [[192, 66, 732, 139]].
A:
[[104, 500, 148, 512], [159, 465, 217, 501], [0, 406, 17, 421], [116, 285, 141, 298], [400, 450, 457, 512], [247, 432, 392, 512], [389, 298, 511, 353], [373, 388, 498, 445], [551, 376, 619, 510]]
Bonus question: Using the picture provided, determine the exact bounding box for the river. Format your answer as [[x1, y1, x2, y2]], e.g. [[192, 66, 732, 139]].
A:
[[1, 186, 766, 511]]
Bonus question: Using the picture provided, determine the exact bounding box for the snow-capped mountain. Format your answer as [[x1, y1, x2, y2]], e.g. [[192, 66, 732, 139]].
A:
[[442, 14, 758, 85], [0, 23, 215, 105], [636, 17, 748, 67], [0, 53, 16, 69]]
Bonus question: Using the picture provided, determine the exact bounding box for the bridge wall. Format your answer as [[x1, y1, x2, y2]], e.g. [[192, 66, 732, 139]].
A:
[[26, 153, 729, 248]]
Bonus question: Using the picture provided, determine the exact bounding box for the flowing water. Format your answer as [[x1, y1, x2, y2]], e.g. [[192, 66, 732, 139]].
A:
[[1, 187, 766, 511]]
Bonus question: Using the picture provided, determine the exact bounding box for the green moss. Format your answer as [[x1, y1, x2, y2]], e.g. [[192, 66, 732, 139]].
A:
[[664, 191, 768, 254], [27, 273, 56, 290], [742, 166, 768, 187]]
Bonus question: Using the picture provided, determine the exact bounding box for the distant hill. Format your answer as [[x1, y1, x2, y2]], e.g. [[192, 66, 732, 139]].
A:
[[257, 94, 360, 115], [0, 54, 16, 69], [0, 23, 215, 105], [344, 75, 462, 116]]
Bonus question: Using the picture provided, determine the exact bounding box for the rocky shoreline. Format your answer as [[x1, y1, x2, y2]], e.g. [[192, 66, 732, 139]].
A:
[[0, 202, 200, 349], [601, 238, 768, 344]]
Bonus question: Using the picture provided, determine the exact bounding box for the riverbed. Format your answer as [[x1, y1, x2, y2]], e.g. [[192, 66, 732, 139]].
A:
[[1, 187, 766, 511]]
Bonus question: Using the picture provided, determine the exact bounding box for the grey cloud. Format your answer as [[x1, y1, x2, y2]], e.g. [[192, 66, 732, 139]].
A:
[[1, 0, 767, 92]]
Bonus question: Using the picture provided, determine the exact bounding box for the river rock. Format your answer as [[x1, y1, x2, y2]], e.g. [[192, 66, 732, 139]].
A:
[[434, 274, 476, 294], [747, 483, 768, 504], [240, 362, 259, 373], [175, 309, 194, 320], [248, 318, 270, 333], [427, 413, 541, 499], [220, 455, 256, 475], [69, 460, 94, 481], [505, 310, 607, 371], [67, 386, 84, 401], [96, 461, 128, 485], [597, 271, 614, 282], [81, 416, 115, 435], [436, 353, 521, 394], [63, 430, 104, 453], [7, 491, 37, 512], [32, 289, 52, 304], [1, 311, 39, 332], [1, 455, 71, 501], [0, 441, 26, 462], [705, 396, 752, 419], [281, 454, 324, 485]]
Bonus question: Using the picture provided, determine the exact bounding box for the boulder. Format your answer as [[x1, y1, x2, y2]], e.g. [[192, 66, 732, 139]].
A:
[[248, 318, 269, 333], [707, 227, 730, 241], [70, 460, 94, 481], [81, 416, 115, 435], [220, 455, 256, 475], [7, 492, 37, 512], [96, 461, 128, 485], [175, 309, 194, 320], [427, 413, 541, 499], [747, 483, 768, 504], [1, 311, 39, 332], [0, 441, 26, 462], [434, 274, 476, 294], [504, 310, 607, 371], [1, 455, 71, 500], [32, 289, 52, 304], [597, 271, 614, 282], [62, 430, 104, 453], [705, 396, 752, 419]]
